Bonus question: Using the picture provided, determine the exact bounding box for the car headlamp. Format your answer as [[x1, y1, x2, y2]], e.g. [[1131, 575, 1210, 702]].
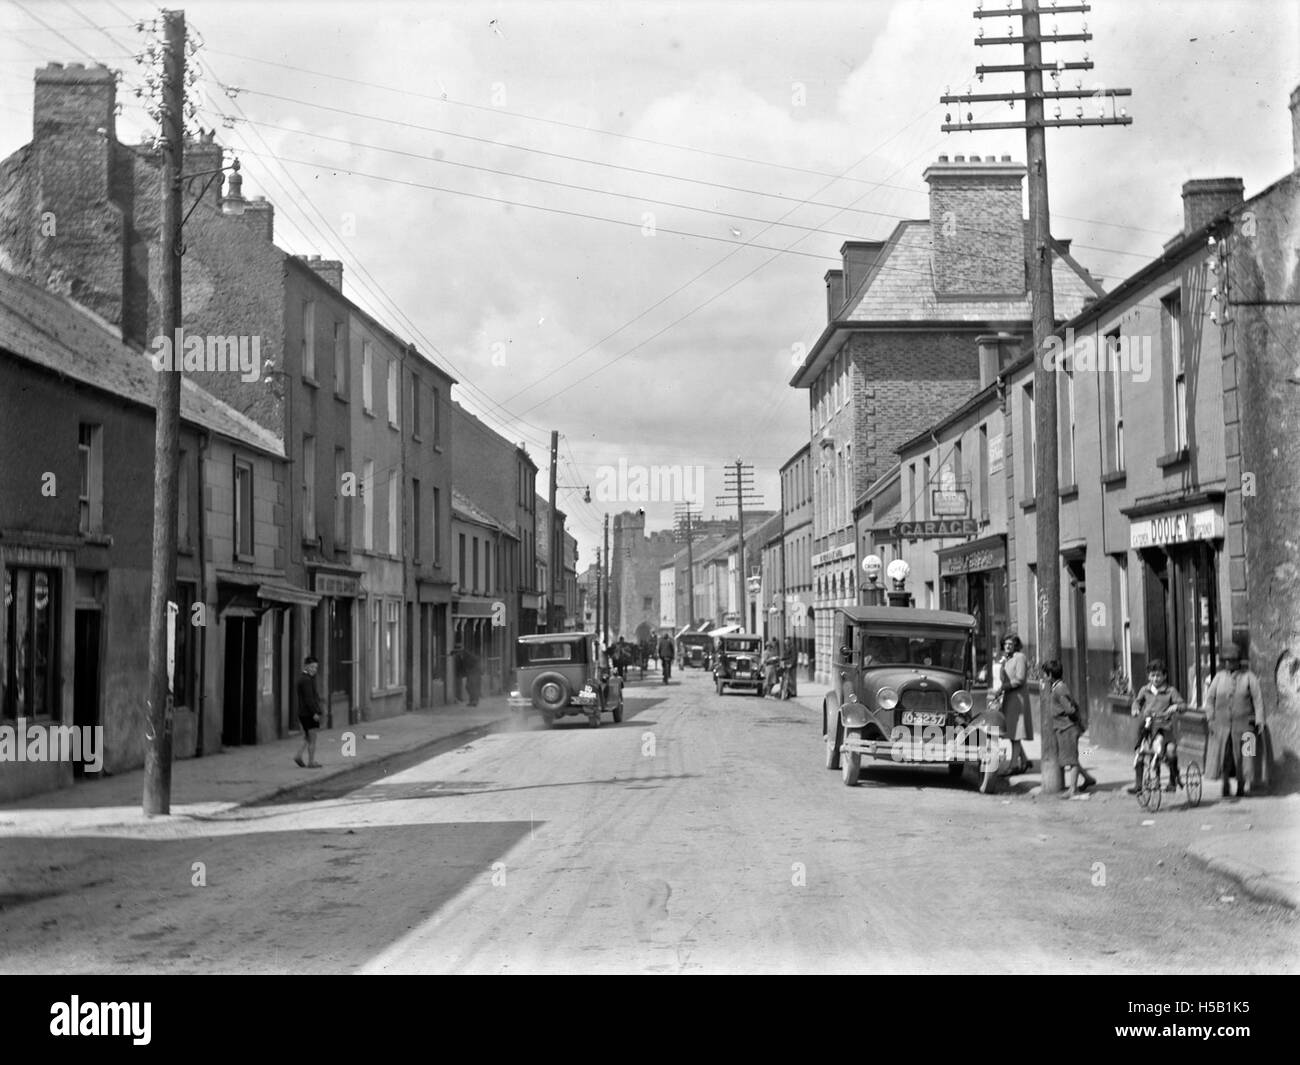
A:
[[877, 686, 899, 710], [950, 689, 973, 714]]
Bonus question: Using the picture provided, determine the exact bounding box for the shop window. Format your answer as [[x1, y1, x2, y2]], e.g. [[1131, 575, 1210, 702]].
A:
[[3, 567, 59, 720], [385, 600, 400, 688], [370, 598, 381, 691]]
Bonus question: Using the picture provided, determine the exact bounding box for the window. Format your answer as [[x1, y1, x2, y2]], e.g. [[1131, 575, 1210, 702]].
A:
[[234, 459, 254, 558], [473, 538, 480, 592], [370, 598, 381, 690], [78, 423, 103, 534], [177, 448, 191, 549], [433, 487, 442, 565], [1105, 331, 1125, 472], [387, 359, 399, 428], [3, 567, 59, 720], [952, 439, 963, 487], [978, 425, 990, 520], [1114, 553, 1132, 689], [485, 538, 491, 592], [362, 459, 375, 551], [922, 457, 931, 519], [643, 595, 653, 611], [301, 300, 316, 380], [334, 447, 347, 546], [384, 600, 400, 688], [1022, 383, 1036, 496], [1028, 564, 1041, 660], [411, 479, 421, 561], [458, 532, 467, 589], [1062, 366, 1076, 485], [303, 434, 316, 541], [362, 340, 374, 413], [410, 373, 421, 439], [333, 322, 346, 396], [1164, 293, 1187, 451], [387, 470, 399, 555]]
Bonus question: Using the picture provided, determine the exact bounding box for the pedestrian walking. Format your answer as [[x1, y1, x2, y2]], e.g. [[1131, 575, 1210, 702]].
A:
[[1204, 642, 1264, 798], [780, 637, 798, 698], [657, 632, 675, 684], [999, 634, 1032, 774], [614, 636, 629, 680], [1042, 659, 1095, 798], [294, 656, 323, 768]]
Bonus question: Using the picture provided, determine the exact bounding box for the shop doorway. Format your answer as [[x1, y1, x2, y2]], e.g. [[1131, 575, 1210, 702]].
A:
[[73, 608, 101, 778], [328, 598, 353, 726], [222, 616, 260, 746], [1065, 557, 1088, 711]]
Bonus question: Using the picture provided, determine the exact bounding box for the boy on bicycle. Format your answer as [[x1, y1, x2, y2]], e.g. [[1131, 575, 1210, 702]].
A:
[[1130, 659, 1186, 793]]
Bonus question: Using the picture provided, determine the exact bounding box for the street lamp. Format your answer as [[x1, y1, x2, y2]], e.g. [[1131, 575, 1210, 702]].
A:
[[174, 156, 243, 255]]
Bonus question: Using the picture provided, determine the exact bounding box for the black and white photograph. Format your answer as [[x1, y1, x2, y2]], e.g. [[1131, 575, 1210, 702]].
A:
[[0, 0, 1297, 994]]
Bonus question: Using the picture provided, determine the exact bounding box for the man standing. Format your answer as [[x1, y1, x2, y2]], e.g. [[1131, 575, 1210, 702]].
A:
[[458, 644, 482, 707], [294, 656, 323, 768], [657, 631, 675, 684], [1204, 642, 1265, 798]]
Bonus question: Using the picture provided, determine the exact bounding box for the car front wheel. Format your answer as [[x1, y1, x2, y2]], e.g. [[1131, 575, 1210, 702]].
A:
[[824, 713, 842, 770], [842, 727, 862, 786]]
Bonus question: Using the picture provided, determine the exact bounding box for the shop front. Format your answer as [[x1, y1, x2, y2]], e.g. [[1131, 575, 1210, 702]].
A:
[[937, 534, 1008, 688], [1125, 498, 1225, 708], [454, 598, 504, 695], [311, 569, 362, 727]]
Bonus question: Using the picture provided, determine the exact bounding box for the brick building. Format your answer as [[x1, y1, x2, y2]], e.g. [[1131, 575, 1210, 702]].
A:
[[789, 154, 1103, 682]]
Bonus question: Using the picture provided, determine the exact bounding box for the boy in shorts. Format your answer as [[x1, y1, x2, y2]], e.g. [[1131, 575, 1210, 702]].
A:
[[1130, 659, 1186, 792]]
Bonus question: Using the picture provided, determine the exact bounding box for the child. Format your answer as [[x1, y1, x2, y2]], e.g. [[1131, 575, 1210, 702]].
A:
[[1043, 659, 1097, 798], [1130, 660, 1186, 793]]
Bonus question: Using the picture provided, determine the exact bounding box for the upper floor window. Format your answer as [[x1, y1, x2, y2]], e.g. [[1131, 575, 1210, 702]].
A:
[[410, 373, 422, 439], [362, 340, 374, 413], [234, 459, 254, 558], [387, 360, 399, 429], [1163, 292, 1187, 451], [1022, 383, 1036, 496], [1104, 331, 1125, 472], [301, 300, 316, 380], [78, 423, 103, 535], [333, 322, 347, 397]]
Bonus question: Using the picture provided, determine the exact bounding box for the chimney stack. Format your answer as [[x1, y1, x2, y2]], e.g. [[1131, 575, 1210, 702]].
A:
[[1182, 178, 1244, 235], [923, 155, 1027, 297], [840, 241, 883, 310], [184, 130, 223, 211], [976, 332, 1021, 390], [241, 195, 274, 241], [825, 269, 844, 321], [301, 254, 343, 291]]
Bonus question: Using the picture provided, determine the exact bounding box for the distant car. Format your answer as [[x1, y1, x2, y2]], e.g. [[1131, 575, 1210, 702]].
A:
[[509, 632, 623, 728], [677, 633, 713, 669], [713, 633, 765, 696], [822, 606, 1009, 787]]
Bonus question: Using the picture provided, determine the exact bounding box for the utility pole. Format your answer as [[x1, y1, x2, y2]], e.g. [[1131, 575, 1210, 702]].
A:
[[942, 0, 1130, 792], [674, 504, 700, 628], [547, 430, 558, 632], [602, 513, 610, 646], [716, 459, 764, 629], [594, 547, 602, 641], [143, 8, 185, 816]]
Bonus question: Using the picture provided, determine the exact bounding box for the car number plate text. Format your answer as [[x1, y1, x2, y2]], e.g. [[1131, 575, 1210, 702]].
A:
[[903, 711, 945, 726]]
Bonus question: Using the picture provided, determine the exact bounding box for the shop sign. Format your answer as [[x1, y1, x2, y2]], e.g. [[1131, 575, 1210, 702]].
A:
[[1129, 507, 1224, 549], [931, 490, 969, 517], [894, 519, 980, 540], [988, 434, 1004, 474], [315, 573, 360, 597], [940, 544, 1007, 576], [812, 542, 856, 567]]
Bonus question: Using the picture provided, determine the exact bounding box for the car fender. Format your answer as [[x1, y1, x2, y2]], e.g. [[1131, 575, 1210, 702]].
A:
[[839, 698, 869, 729]]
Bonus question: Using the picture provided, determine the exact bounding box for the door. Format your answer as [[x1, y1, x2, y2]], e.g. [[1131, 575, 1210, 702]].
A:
[[1066, 558, 1088, 712], [73, 608, 101, 778], [222, 616, 260, 746], [328, 598, 353, 725]]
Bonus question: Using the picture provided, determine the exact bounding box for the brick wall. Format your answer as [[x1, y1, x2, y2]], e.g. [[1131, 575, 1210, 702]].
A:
[[925, 155, 1027, 296]]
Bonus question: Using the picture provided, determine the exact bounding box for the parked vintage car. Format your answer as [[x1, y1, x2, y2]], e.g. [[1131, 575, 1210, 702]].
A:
[[509, 632, 624, 728], [821, 606, 1009, 787], [677, 632, 713, 669], [713, 632, 765, 696]]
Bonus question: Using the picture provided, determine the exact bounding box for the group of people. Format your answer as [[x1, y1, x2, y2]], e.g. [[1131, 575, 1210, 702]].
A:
[[984, 632, 1267, 799], [761, 639, 799, 699]]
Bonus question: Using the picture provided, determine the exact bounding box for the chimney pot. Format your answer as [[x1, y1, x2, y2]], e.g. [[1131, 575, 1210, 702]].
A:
[[970, 154, 981, 162], [1001, 154, 1011, 162], [954, 154, 965, 162], [937, 154, 949, 163]]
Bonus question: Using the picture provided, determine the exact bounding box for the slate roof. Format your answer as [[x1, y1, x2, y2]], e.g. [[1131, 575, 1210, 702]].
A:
[[841, 220, 1103, 323], [0, 269, 284, 457], [452, 488, 509, 533]]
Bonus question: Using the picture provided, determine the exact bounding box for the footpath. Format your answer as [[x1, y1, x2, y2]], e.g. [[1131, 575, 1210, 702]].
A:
[[2, 677, 1296, 912], [789, 679, 1300, 912]]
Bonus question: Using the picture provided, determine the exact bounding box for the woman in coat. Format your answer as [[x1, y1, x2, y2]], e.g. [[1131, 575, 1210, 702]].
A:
[[1204, 642, 1265, 798], [999, 633, 1032, 774]]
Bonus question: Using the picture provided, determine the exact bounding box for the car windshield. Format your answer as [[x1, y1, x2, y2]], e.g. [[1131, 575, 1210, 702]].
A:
[[724, 639, 761, 654], [520, 641, 583, 664], [859, 630, 968, 670]]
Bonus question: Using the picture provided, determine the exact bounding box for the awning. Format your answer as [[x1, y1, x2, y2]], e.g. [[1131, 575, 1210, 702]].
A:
[[257, 582, 321, 607], [454, 598, 497, 619]]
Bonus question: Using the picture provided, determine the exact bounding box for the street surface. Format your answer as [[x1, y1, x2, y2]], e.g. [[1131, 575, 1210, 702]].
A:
[[0, 669, 1295, 974]]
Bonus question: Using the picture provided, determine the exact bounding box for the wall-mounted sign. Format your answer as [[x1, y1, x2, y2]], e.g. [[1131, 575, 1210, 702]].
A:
[[315, 573, 360, 597], [988, 433, 1004, 474], [931, 490, 969, 517], [1130, 507, 1224, 549], [940, 543, 1007, 576], [812, 542, 857, 567], [894, 519, 980, 539]]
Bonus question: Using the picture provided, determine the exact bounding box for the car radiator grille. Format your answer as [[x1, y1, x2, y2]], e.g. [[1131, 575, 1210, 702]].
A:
[[899, 690, 947, 713]]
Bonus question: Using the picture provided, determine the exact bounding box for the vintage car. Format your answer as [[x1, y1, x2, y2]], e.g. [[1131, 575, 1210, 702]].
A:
[[509, 632, 624, 728], [821, 606, 1009, 787], [677, 632, 713, 669], [713, 632, 766, 696]]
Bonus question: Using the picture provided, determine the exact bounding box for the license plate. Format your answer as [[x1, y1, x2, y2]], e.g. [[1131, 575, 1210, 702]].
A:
[[903, 711, 945, 726]]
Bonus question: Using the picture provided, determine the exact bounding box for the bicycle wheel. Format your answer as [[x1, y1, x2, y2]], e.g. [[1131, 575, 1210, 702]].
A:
[[1184, 761, 1203, 807], [1143, 761, 1162, 812], [1136, 757, 1152, 809]]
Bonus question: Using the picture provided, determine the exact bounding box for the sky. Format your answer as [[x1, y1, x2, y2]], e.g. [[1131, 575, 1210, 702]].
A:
[[2, 0, 1297, 568]]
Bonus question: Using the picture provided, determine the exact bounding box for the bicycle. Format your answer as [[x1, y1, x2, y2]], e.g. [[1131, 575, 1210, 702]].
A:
[[1135, 713, 1202, 812]]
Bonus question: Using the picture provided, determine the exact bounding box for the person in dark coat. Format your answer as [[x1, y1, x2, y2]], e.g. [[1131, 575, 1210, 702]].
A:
[[294, 656, 323, 768], [1043, 659, 1096, 798], [454, 645, 482, 706], [657, 632, 675, 683], [999, 633, 1032, 774], [1204, 642, 1264, 798]]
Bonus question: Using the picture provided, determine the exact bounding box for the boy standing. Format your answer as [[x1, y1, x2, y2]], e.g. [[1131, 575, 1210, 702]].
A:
[[294, 656, 323, 768], [1130, 660, 1186, 793]]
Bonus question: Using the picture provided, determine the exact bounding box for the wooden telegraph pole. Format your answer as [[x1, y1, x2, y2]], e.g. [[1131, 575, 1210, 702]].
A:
[[674, 504, 700, 628], [547, 430, 558, 631], [942, 0, 1130, 791], [716, 459, 764, 630], [602, 513, 610, 646], [143, 9, 185, 816]]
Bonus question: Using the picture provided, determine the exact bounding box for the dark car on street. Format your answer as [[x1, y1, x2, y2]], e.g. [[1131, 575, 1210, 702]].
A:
[[713, 633, 765, 696], [821, 606, 1009, 787], [509, 632, 623, 728], [677, 632, 713, 669]]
